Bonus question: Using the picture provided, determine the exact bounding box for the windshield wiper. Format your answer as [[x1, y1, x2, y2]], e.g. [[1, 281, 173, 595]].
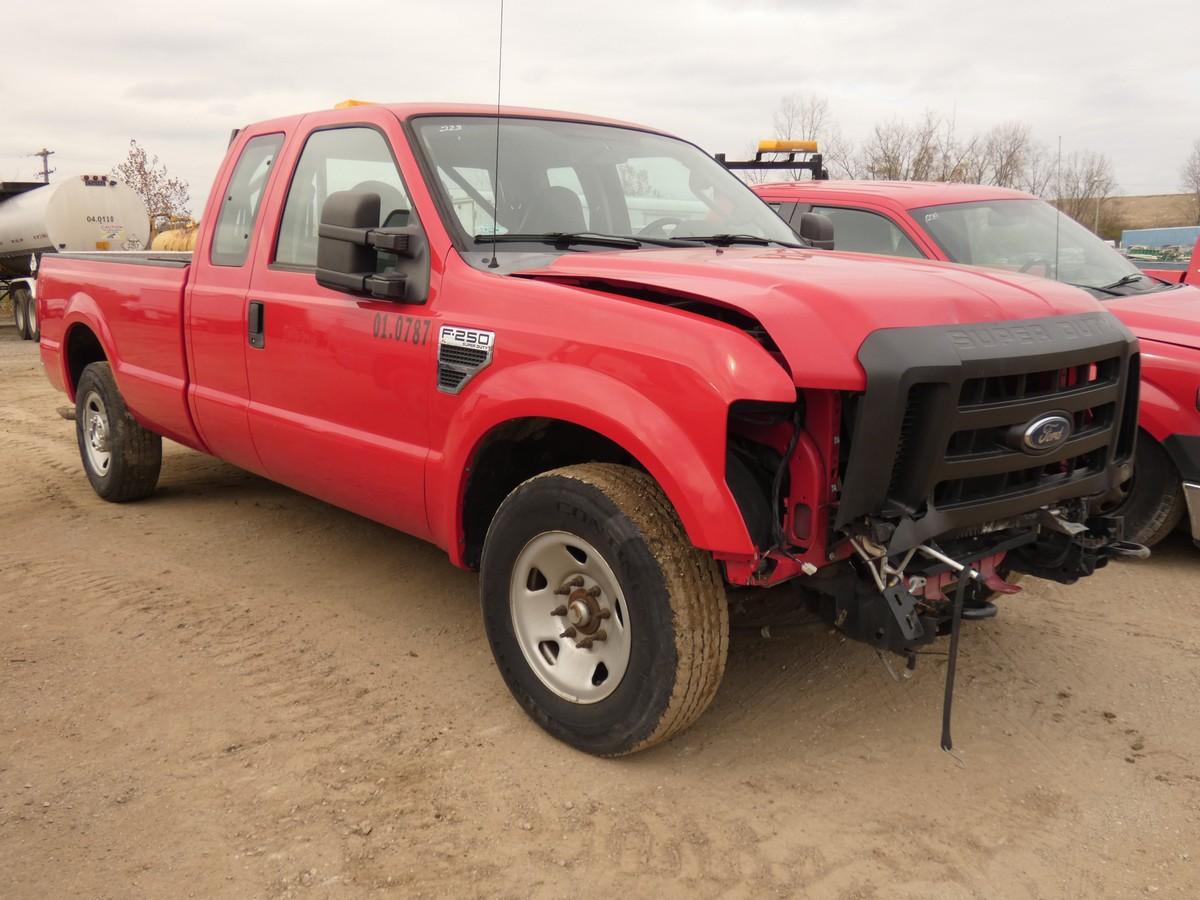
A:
[[1067, 272, 1147, 296], [687, 233, 803, 248], [1097, 273, 1146, 291], [473, 232, 643, 250]]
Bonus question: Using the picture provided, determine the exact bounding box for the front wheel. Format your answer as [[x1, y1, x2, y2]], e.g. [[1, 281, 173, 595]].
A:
[[1101, 433, 1184, 547], [481, 463, 729, 756], [75, 362, 162, 502]]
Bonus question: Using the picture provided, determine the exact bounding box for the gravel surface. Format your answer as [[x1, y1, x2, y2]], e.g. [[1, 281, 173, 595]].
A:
[[1, 323, 1197, 899]]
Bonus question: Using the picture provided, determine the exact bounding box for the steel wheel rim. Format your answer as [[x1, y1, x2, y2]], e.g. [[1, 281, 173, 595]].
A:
[[27, 296, 37, 333], [509, 530, 632, 704], [82, 390, 112, 476]]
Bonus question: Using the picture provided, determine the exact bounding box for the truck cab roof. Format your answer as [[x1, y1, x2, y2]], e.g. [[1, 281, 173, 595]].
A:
[[755, 179, 1035, 209]]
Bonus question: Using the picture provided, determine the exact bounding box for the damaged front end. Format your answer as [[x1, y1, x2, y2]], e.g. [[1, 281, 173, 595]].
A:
[[726, 312, 1146, 659]]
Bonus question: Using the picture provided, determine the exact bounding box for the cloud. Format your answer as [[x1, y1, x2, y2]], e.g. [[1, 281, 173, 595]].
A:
[[2, 0, 1196, 199]]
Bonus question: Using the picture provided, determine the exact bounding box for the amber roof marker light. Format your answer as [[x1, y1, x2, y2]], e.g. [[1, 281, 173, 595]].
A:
[[715, 140, 829, 179]]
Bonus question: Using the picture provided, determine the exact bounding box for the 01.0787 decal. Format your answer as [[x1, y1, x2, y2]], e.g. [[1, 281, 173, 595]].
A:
[[372, 312, 432, 345]]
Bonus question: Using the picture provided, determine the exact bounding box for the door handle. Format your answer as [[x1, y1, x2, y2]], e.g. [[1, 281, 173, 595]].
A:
[[248, 300, 265, 349]]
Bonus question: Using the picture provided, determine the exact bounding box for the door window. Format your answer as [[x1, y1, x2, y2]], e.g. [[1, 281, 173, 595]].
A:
[[210, 133, 284, 267], [275, 127, 412, 268], [811, 206, 924, 259]]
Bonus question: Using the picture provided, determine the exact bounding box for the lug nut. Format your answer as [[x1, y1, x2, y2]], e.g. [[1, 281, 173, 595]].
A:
[[586, 585, 601, 598], [559, 627, 577, 639], [577, 631, 607, 649], [550, 605, 568, 617], [597, 608, 611, 620]]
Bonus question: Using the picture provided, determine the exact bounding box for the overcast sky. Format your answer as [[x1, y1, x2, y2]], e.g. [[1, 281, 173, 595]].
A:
[[3, 0, 1197, 210]]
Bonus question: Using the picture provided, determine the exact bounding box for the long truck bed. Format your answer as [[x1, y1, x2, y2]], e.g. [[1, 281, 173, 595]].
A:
[[37, 251, 203, 450]]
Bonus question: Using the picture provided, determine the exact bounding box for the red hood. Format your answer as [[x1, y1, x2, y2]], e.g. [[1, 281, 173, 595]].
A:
[[518, 247, 1107, 389], [1104, 284, 1200, 351]]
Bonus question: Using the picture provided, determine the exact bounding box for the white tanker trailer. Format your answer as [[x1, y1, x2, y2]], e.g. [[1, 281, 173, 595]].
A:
[[1, 176, 150, 341]]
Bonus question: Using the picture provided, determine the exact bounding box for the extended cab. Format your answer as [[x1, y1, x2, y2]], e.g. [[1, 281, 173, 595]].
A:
[[37, 105, 1143, 755], [747, 163, 1200, 550]]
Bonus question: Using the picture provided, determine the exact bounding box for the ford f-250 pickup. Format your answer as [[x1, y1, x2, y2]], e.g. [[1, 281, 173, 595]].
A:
[[36, 103, 1143, 755]]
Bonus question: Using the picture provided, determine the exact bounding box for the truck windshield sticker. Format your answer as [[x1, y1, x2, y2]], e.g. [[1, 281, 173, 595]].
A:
[[371, 313, 432, 345]]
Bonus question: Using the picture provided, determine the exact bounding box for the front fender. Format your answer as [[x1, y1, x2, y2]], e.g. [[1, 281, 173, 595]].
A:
[[1136, 342, 1200, 442], [430, 360, 776, 565]]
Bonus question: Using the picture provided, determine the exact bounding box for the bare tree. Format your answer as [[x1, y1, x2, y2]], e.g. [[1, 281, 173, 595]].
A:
[[980, 123, 1036, 189], [1182, 139, 1200, 225], [860, 111, 943, 181], [1020, 141, 1056, 198], [1053, 151, 1120, 236], [773, 94, 830, 143], [113, 140, 191, 233], [765, 94, 852, 181]]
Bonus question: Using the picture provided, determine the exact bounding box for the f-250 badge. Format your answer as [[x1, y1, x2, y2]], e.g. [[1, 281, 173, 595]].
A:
[[437, 326, 495, 394]]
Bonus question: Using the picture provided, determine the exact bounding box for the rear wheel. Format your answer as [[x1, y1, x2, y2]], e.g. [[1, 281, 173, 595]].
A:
[[12, 287, 30, 339], [75, 362, 162, 502], [480, 463, 729, 756], [1101, 433, 1184, 547], [22, 287, 39, 342]]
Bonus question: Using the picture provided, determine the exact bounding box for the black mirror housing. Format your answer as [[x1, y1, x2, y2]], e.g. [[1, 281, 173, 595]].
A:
[[796, 212, 835, 250], [315, 190, 429, 303]]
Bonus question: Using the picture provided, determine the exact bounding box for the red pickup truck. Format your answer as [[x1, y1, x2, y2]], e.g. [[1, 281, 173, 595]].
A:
[[751, 176, 1200, 550], [36, 103, 1142, 755]]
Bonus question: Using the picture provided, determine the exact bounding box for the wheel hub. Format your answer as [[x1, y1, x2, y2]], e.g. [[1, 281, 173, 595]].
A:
[[88, 414, 109, 453], [508, 531, 631, 704], [566, 596, 592, 628], [81, 391, 112, 475]]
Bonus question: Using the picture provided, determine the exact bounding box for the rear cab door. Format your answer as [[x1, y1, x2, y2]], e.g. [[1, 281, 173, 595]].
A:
[[242, 106, 444, 539], [185, 122, 291, 471]]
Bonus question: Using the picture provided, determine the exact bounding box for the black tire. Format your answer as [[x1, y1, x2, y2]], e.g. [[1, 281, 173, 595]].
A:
[[481, 463, 729, 756], [1103, 433, 1184, 547], [75, 362, 162, 502], [21, 287, 40, 342], [13, 287, 30, 339]]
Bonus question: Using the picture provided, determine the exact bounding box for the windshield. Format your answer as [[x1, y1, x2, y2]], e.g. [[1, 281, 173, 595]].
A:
[[912, 198, 1163, 294], [412, 116, 799, 265]]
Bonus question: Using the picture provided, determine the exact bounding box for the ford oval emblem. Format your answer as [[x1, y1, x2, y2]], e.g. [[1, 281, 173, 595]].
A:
[[1022, 415, 1072, 454]]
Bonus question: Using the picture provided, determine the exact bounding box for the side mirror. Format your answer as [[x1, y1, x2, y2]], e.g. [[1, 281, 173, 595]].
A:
[[796, 212, 835, 250], [315, 191, 429, 303]]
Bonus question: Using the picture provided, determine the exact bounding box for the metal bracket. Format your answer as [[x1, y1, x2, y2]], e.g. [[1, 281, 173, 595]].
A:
[[881, 584, 922, 642]]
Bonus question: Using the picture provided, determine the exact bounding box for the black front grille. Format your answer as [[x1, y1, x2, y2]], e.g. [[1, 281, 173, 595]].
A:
[[933, 356, 1120, 508], [836, 312, 1140, 552]]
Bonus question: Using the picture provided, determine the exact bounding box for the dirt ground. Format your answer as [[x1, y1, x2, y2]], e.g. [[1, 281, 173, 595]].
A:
[[1, 323, 1197, 900]]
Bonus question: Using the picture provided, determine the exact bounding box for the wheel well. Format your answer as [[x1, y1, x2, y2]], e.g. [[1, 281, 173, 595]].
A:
[[462, 418, 636, 569], [65, 325, 107, 394]]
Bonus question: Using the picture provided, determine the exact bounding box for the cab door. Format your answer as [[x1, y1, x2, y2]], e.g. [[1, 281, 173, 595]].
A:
[[243, 112, 438, 540], [185, 129, 287, 473]]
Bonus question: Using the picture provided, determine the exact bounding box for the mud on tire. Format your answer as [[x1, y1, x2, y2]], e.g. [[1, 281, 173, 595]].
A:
[[75, 361, 163, 502], [480, 463, 729, 756]]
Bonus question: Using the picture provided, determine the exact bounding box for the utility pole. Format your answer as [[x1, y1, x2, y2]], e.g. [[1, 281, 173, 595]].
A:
[[32, 148, 55, 183]]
